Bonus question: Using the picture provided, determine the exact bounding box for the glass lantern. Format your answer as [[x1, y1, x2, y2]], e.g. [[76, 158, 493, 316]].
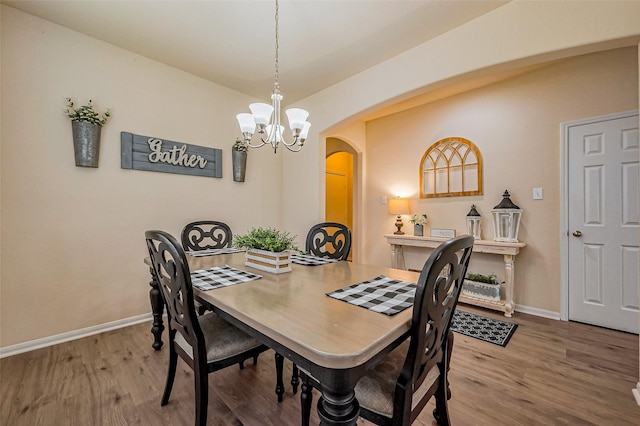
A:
[[491, 190, 522, 243], [465, 204, 482, 240]]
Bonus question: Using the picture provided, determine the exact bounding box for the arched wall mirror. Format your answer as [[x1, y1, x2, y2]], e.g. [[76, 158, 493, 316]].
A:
[[420, 137, 483, 198]]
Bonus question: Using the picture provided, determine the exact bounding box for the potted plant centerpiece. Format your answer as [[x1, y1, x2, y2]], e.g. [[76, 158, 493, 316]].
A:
[[462, 272, 501, 302], [409, 214, 428, 236], [233, 227, 299, 274], [232, 138, 248, 182], [64, 98, 111, 168]]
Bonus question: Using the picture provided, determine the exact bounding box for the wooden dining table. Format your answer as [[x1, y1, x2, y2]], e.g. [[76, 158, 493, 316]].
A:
[[145, 251, 419, 425]]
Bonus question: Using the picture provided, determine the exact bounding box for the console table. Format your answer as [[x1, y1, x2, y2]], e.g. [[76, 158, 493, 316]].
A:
[[384, 234, 525, 317]]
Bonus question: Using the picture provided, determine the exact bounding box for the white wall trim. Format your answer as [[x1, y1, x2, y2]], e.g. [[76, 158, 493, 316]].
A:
[[515, 304, 561, 320], [559, 110, 640, 323], [633, 382, 640, 405], [0, 313, 153, 359]]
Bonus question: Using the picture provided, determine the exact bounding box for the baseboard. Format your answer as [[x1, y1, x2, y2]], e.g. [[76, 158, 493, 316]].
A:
[[633, 383, 640, 406], [514, 304, 561, 320], [0, 313, 153, 359]]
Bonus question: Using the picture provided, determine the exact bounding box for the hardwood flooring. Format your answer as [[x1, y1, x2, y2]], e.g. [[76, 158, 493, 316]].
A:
[[1, 306, 638, 425]]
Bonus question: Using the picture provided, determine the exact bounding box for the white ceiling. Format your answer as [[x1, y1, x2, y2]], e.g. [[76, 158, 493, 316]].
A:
[[3, 0, 508, 104]]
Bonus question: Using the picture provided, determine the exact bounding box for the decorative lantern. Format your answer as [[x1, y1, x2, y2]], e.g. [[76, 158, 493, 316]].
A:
[[466, 204, 482, 240], [491, 190, 522, 242]]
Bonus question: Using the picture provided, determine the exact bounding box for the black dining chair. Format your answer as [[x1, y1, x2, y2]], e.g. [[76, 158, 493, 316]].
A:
[[305, 222, 352, 260], [181, 220, 233, 251], [145, 230, 284, 426], [181, 221, 234, 315], [299, 235, 474, 426]]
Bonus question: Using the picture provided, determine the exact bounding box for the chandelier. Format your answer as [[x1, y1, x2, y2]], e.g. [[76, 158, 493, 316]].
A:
[[236, 0, 311, 153]]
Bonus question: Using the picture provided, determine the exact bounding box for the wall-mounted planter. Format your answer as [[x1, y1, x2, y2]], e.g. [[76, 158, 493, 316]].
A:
[[232, 150, 247, 182], [72, 121, 102, 168]]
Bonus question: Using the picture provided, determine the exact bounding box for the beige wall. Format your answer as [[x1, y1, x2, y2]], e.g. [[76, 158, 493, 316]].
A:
[[0, 6, 282, 348], [365, 47, 638, 313]]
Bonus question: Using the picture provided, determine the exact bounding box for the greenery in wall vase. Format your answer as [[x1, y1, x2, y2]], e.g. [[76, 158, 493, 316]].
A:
[[64, 98, 111, 168]]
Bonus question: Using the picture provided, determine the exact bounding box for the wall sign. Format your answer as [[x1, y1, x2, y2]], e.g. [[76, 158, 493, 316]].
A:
[[121, 132, 222, 178]]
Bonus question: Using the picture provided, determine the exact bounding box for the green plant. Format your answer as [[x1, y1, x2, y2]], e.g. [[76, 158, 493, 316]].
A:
[[409, 214, 428, 225], [233, 227, 299, 252], [64, 98, 111, 126], [465, 272, 499, 285], [233, 138, 248, 152]]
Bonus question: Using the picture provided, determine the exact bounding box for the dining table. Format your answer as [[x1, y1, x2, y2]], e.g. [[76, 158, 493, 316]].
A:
[[145, 250, 419, 425]]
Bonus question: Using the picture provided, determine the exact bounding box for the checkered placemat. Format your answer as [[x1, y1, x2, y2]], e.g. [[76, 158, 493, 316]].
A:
[[190, 265, 262, 290], [326, 275, 416, 316], [291, 253, 339, 266], [186, 247, 243, 257]]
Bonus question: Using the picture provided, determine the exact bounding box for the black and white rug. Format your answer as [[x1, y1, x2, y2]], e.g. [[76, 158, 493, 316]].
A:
[[451, 310, 518, 347]]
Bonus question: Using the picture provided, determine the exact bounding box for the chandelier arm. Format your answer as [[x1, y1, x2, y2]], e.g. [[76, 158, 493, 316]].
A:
[[280, 138, 300, 147], [246, 138, 268, 149], [283, 143, 303, 153]]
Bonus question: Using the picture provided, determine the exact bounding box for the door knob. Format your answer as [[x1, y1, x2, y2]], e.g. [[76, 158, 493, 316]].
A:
[[572, 230, 582, 237]]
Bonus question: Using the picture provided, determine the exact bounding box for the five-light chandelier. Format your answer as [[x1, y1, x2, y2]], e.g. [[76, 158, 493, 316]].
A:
[[236, 0, 311, 153]]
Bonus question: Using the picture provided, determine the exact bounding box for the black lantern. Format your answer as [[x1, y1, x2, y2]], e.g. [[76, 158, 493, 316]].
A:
[[466, 204, 482, 240]]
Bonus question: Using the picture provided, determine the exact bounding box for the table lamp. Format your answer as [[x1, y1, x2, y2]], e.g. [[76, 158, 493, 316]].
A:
[[388, 197, 410, 235]]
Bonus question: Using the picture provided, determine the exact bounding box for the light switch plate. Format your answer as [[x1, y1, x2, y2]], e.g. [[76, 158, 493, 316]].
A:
[[533, 187, 543, 200]]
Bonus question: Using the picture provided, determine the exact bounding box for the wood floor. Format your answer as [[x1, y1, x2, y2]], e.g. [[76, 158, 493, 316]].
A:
[[2, 306, 638, 425]]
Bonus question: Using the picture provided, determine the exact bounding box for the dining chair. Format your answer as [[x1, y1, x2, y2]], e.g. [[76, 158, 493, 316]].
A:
[[305, 222, 352, 260], [181, 220, 233, 251], [181, 221, 233, 315], [299, 235, 474, 426], [145, 230, 284, 426]]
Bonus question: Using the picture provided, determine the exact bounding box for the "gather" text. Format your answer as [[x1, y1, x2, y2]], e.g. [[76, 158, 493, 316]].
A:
[[147, 138, 208, 169]]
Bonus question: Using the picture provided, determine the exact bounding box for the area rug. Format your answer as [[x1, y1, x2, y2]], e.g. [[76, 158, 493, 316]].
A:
[[451, 310, 518, 347]]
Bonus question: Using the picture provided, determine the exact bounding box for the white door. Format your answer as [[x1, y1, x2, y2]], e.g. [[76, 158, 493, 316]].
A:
[[567, 111, 639, 334]]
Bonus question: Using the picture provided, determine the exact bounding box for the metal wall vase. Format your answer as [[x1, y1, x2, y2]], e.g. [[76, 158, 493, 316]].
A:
[[232, 150, 247, 182], [72, 121, 102, 168]]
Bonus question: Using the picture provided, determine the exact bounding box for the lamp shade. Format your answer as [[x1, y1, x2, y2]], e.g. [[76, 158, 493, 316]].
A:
[[388, 197, 410, 215], [236, 113, 256, 134], [286, 108, 309, 130], [249, 102, 274, 126], [300, 122, 311, 139]]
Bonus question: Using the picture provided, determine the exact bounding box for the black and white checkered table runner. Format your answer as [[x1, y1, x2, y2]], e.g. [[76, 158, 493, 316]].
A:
[[191, 265, 262, 291], [291, 253, 339, 266], [327, 275, 416, 316], [186, 247, 243, 257]]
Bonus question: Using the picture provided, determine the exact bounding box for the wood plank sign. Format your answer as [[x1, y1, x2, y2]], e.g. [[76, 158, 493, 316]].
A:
[[121, 132, 222, 178]]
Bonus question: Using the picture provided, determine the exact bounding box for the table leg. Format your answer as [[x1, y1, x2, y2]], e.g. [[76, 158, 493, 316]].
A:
[[317, 387, 359, 426], [390, 244, 403, 269], [149, 267, 164, 350], [503, 254, 515, 318]]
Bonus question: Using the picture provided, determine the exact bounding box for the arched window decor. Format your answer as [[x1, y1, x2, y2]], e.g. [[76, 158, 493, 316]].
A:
[[420, 137, 483, 198]]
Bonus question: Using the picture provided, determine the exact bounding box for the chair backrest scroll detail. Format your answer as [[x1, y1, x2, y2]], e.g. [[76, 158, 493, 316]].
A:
[[181, 221, 232, 251], [305, 222, 352, 260]]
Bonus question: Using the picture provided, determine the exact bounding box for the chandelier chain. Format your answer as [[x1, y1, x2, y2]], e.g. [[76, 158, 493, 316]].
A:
[[274, 0, 279, 88]]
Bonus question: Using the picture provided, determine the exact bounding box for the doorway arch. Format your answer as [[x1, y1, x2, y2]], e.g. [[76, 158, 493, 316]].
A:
[[326, 138, 359, 261]]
